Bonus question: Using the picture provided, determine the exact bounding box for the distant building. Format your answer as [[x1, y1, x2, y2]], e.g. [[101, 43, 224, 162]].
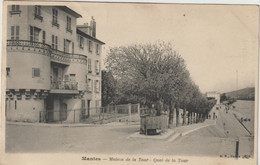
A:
[[206, 92, 220, 104], [5, 5, 105, 122]]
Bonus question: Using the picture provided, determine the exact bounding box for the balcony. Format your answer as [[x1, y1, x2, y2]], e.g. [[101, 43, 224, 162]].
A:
[[51, 50, 71, 65], [34, 13, 43, 22], [7, 40, 51, 54], [50, 81, 79, 94], [9, 10, 21, 16], [7, 40, 88, 65]]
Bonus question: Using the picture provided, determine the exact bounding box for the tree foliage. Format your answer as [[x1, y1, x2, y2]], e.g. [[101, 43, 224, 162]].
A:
[[105, 41, 216, 124], [101, 70, 117, 106]]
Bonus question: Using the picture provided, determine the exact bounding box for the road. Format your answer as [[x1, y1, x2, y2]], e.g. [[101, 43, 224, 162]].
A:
[[173, 103, 253, 157], [5, 100, 254, 157]]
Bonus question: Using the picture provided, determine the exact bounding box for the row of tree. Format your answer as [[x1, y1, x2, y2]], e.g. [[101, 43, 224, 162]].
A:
[[102, 41, 216, 127]]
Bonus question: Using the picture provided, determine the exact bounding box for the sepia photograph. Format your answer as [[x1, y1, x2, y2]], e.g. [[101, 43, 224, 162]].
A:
[[1, 1, 258, 165]]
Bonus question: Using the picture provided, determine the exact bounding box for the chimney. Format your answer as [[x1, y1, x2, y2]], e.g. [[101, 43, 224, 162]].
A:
[[90, 16, 96, 37]]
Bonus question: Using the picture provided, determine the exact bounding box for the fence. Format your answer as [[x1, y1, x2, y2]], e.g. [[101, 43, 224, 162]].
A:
[[82, 103, 140, 124], [39, 103, 140, 124]]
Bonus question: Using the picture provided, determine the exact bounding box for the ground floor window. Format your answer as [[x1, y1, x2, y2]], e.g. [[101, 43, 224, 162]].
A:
[[15, 100, 17, 110], [32, 68, 40, 77]]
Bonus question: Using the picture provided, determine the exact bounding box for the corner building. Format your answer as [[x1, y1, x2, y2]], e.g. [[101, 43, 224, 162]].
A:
[[6, 5, 105, 123]]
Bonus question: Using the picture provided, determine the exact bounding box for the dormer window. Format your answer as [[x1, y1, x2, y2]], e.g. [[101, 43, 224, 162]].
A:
[[10, 5, 21, 16], [34, 6, 43, 21]]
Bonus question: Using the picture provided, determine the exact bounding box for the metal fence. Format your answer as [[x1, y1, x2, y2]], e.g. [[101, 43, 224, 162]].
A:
[[39, 103, 140, 124], [84, 103, 140, 124]]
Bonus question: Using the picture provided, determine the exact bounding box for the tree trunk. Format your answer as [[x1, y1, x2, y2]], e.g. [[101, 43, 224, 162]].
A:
[[183, 108, 186, 125], [188, 110, 190, 125], [176, 104, 179, 127], [168, 102, 174, 128]]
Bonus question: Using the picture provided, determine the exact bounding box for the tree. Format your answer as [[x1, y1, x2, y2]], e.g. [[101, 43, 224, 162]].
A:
[[106, 42, 188, 112], [106, 41, 213, 127], [101, 70, 117, 106]]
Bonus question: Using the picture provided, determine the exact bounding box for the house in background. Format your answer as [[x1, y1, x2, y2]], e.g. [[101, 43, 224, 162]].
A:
[[5, 5, 105, 123], [206, 91, 220, 105]]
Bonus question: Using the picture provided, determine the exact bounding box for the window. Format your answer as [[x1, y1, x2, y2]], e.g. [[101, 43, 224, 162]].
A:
[[87, 79, 92, 92], [64, 75, 69, 81], [79, 35, 84, 49], [95, 60, 100, 74], [42, 31, 45, 43], [69, 74, 76, 81], [55, 36, 58, 49], [11, 26, 19, 40], [52, 8, 59, 27], [52, 35, 54, 48], [12, 5, 20, 11], [10, 5, 21, 16], [96, 44, 100, 55], [95, 100, 100, 108], [88, 40, 93, 52], [6, 67, 10, 77], [94, 80, 100, 93], [35, 5, 41, 15], [52, 35, 58, 49], [85, 75, 88, 84], [66, 16, 72, 33], [64, 39, 70, 53], [32, 68, 40, 77], [30, 26, 41, 42], [72, 42, 74, 54], [34, 6, 42, 21], [88, 59, 92, 73]]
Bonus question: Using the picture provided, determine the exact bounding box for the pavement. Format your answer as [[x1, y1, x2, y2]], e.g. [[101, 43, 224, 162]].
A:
[[5, 100, 254, 157], [128, 119, 216, 142], [6, 117, 216, 143], [6, 120, 139, 127]]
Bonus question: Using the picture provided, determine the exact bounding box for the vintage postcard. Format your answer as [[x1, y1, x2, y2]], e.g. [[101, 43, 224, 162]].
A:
[[0, 1, 258, 165]]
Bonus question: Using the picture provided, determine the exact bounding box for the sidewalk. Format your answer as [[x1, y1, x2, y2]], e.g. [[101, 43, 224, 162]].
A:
[[128, 119, 216, 142], [6, 120, 140, 127]]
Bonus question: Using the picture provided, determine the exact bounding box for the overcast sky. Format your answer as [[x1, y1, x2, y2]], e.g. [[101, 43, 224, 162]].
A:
[[69, 3, 258, 93]]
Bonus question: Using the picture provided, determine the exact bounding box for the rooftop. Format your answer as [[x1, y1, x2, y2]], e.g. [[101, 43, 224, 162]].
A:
[[56, 6, 82, 18], [77, 28, 105, 45]]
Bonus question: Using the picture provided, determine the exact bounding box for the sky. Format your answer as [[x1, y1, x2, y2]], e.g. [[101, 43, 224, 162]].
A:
[[69, 3, 258, 93]]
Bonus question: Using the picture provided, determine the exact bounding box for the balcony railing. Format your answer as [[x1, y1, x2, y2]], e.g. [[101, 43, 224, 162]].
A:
[[7, 40, 88, 65], [51, 80, 78, 90], [51, 49, 71, 64], [7, 40, 51, 54]]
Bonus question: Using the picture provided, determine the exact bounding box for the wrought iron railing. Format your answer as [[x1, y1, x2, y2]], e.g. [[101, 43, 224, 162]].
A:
[[51, 80, 78, 90], [7, 40, 88, 65]]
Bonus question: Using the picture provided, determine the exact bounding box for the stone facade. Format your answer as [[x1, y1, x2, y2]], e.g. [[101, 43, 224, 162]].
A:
[[5, 5, 105, 123]]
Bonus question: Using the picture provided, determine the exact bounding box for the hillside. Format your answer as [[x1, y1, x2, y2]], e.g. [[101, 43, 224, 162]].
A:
[[224, 87, 255, 100]]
